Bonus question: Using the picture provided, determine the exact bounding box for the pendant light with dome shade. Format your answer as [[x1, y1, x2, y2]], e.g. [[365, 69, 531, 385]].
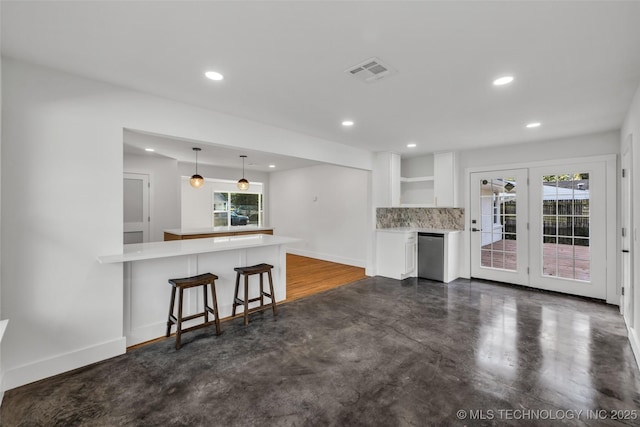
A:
[[189, 147, 205, 188], [237, 155, 250, 191]]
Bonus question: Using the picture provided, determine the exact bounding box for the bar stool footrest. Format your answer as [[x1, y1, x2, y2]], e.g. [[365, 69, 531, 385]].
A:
[[179, 320, 221, 336], [243, 304, 277, 316]]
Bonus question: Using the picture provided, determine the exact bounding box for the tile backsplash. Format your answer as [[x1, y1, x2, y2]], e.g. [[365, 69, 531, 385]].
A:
[[376, 207, 464, 230]]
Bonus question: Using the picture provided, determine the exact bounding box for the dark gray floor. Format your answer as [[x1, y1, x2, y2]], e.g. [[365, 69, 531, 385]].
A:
[[2, 277, 640, 426]]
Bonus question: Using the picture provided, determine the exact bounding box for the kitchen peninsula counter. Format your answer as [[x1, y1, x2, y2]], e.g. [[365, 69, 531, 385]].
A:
[[98, 234, 293, 264], [98, 234, 298, 346]]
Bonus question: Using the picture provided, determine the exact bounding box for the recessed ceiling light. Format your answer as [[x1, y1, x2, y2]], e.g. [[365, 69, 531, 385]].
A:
[[493, 76, 514, 86], [145, 148, 155, 152], [341, 120, 354, 127], [526, 122, 541, 128], [205, 71, 224, 81], [407, 143, 417, 148], [269, 164, 276, 168]]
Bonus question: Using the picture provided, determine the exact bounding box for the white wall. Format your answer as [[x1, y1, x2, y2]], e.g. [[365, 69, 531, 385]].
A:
[[0, 0, 4, 401], [181, 178, 214, 228], [123, 153, 180, 242], [457, 129, 619, 199], [621, 82, 640, 367], [269, 164, 371, 268], [401, 154, 434, 178], [0, 58, 374, 391], [178, 162, 269, 229], [457, 130, 620, 280]]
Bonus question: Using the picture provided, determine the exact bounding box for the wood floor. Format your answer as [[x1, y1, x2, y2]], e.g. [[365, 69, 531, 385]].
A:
[[286, 254, 367, 302]]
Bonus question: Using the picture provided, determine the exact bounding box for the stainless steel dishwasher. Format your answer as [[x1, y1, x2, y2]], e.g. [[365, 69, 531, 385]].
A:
[[418, 233, 444, 281]]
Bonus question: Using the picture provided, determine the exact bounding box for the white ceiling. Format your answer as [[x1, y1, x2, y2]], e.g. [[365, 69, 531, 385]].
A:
[[3, 1, 640, 158], [123, 129, 323, 171]]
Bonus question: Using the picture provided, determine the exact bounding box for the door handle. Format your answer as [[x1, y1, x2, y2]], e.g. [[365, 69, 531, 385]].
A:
[[622, 249, 630, 253], [471, 228, 481, 232]]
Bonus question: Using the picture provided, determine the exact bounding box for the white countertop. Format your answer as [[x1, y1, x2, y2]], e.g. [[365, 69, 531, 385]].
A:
[[376, 227, 462, 234], [98, 234, 300, 264], [164, 226, 274, 236]]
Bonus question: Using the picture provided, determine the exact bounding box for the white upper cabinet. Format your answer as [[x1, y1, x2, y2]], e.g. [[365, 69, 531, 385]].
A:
[[373, 152, 402, 207], [399, 151, 457, 207], [433, 151, 457, 207], [400, 153, 435, 206]]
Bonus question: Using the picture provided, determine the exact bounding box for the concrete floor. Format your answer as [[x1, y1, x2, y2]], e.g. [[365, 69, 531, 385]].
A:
[[2, 277, 639, 426]]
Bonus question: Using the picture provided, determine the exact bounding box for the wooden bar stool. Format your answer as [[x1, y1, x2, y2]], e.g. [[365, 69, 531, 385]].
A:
[[166, 272, 221, 350], [232, 263, 277, 326]]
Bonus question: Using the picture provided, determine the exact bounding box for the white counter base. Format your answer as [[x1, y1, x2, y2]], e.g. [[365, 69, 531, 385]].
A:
[[100, 235, 298, 347], [376, 230, 461, 283]]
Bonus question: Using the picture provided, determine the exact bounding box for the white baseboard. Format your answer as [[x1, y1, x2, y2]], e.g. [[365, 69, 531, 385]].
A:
[[286, 248, 367, 269], [3, 337, 126, 392], [628, 325, 640, 373], [0, 319, 9, 405]]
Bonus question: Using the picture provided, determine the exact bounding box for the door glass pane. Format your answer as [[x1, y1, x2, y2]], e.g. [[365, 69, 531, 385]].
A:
[[123, 179, 143, 222], [541, 173, 590, 281], [481, 249, 492, 267], [479, 177, 517, 271]]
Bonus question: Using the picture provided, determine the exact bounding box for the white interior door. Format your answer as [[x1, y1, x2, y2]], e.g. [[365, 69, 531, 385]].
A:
[[470, 169, 529, 285], [529, 162, 607, 299], [622, 136, 634, 324], [124, 173, 149, 244]]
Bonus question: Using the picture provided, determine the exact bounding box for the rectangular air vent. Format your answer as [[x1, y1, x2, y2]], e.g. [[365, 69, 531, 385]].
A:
[[345, 57, 397, 83]]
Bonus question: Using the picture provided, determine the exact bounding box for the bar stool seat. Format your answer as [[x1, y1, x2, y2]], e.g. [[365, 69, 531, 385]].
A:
[[232, 263, 277, 326], [166, 272, 221, 349]]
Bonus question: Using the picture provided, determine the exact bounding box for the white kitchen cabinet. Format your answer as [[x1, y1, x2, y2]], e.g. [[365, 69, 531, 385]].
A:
[[433, 151, 457, 207], [399, 151, 457, 207], [373, 152, 402, 207], [400, 175, 434, 206], [376, 230, 417, 280], [400, 154, 434, 206], [376, 230, 461, 282]]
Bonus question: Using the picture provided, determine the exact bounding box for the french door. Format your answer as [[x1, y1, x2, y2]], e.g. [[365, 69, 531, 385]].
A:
[[470, 169, 529, 285], [528, 162, 606, 299], [471, 161, 608, 299]]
